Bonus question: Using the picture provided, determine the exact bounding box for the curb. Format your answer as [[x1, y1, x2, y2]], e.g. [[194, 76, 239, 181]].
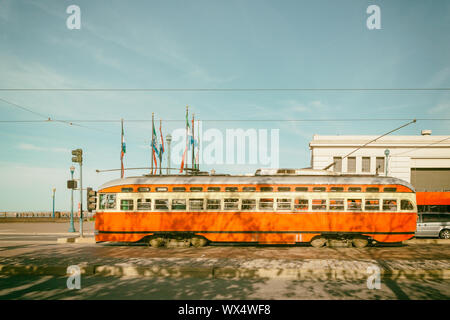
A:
[[404, 239, 450, 245], [1, 264, 449, 280]]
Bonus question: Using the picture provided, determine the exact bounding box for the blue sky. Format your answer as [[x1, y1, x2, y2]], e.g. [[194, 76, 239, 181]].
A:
[[0, 0, 449, 211]]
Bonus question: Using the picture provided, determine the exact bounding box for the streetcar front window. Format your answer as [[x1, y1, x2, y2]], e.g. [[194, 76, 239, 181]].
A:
[[400, 200, 414, 210], [99, 194, 116, 210]]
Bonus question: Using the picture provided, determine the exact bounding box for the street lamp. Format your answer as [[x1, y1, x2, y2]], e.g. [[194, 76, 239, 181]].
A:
[[52, 188, 56, 218], [69, 166, 76, 232]]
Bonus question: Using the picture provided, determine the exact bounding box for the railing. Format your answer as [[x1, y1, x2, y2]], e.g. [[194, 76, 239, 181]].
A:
[[0, 211, 95, 218]]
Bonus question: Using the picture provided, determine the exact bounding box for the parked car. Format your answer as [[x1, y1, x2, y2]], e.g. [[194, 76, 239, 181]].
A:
[[415, 212, 450, 239]]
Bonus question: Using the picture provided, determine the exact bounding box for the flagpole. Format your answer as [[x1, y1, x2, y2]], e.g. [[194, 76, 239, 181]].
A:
[[151, 112, 154, 175], [121, 118, 124, 178], [185, 105, 188, 175], [192, 113, 195, 172], [197, 119, 200, 171], [159, 119, 162, 175]]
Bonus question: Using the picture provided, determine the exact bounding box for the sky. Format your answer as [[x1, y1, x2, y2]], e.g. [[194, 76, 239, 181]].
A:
[[0, 0, 449, 211]]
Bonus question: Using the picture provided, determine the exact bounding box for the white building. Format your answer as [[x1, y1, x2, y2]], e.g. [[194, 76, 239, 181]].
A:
[[309, 130, 450, 192]]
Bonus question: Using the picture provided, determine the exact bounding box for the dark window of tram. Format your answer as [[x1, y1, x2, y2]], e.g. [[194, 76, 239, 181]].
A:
[[207, 187, 221, 192], [243, 187, 256, 192], [383, 199, 397, 211], [366, 187, 379, 192], [259, 198, 274, 210], [155, 199, 169, 210], [260, 187, 273, 192], [137, 199, 151, 210], [156, 187, 168, 192], [418, 205, 450, 213], [383, 187, 397, 192], [207, 199, 221, 210], [400, 200, 414, 210], [242, 199, 256, 210], [312, 199, 327, 210], [330, 187, 344, 192], [295, 187, 308, 192], [347, 199, 362, 210], [348, 187, 362, 192], [365, 199, 379, 211], [99, 194, 116, 209], [277, 187, 291, 192], [189, 199, 204, 210], [172, 187, 186, 192], [172, 199, 186, 210], [190, 187, 203, 192], [277, 199, 291, 210], [121, 187, 133, 192], [313, 187, 326, 192], [294, 199, 309, 211], [224, 198, 239, 210], [329, 199, 344, 210], [120, 199, 134, 210], [137, 187, 150, 192], [225, 187, 238, 192]]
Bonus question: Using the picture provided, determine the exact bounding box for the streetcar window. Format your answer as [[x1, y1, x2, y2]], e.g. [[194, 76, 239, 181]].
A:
[[330, 187, 344, 192], [242, 187, 256, 192], [156, 187, 168, 192], [172, 199, 186, 210], [260, 187, 273, 192], [277, 199, 291, 210], [172, 187, 186, 192], [384, 187, 397, 192], [99, 194, 116, 210], [313, 187, 326, 192], [312, 199, 327, 210], [206, 199, 221, 210], [242, 199, 256, 210], [366, 187, 379, 192], [225, 187, 238, 192], [294, 199, 309, 211], [277, 187, 291, 192], [348, 187, 361, 192], [365, 199, 379, 211], [347, 199, 362, 211], [190, 187, 203, 192], [259, 198, 274, 210], [155, 199, 169, 210], [329, 199, 344, 210], [120, 199, 134, 210], [224, 198, 239, 210], [189, 199, 204, 210], [207, 187, 221, 192], [400, 200, 414, 210], [295, 187, 308, 192], [138, 187, 150, 192], [121, 188, 133, 192], [137, 199, 152, 210], [383, 199, 397, 211]]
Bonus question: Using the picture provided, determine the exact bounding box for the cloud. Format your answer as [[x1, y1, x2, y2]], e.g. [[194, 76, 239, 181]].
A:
[[17, 143, 70, 153]]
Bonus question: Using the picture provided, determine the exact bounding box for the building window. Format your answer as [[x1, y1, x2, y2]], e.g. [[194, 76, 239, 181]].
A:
[[376, 157, 385, 174], [362, 157, 371, 173], [333, 157, 342, 172], [347, 157, 356, 173], [137, 199, 151, 210]]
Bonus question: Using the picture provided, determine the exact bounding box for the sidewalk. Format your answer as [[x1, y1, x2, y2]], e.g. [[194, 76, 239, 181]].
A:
[[0, 221, 95, 235]]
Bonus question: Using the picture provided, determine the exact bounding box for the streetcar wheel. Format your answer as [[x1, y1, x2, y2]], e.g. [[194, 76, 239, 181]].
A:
[[439, 229, 450, 239], [190, 237, 208, 248], [352, 238, 369, 248], [149, 237, 164, 248], [310, 237, 327, 248]]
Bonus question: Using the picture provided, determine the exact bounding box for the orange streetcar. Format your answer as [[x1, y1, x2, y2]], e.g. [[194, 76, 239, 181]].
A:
[[94, 169, 417, 248]]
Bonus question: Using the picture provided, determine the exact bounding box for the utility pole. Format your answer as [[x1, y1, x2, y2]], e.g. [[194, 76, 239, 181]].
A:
[[52, 188, 56, 218], [69, 166, 76, 232], [166, 134, 172, 174]]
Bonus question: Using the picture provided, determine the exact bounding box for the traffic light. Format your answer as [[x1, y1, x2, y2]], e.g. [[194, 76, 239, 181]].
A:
[[72, 149, 82, 163], [86, 187, 97, 212]]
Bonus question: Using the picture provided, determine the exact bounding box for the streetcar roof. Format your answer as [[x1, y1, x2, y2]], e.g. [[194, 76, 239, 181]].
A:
[[98, 174, 415, 192]]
